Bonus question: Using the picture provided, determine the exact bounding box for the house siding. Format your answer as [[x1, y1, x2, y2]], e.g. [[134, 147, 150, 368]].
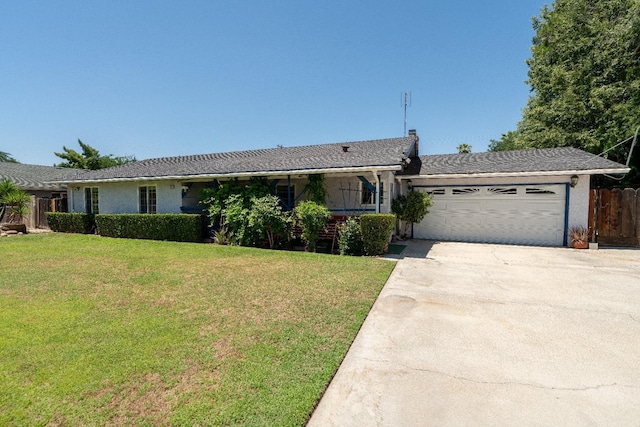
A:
[[567, 174, 590, 232], [69, 180, 183, 214]]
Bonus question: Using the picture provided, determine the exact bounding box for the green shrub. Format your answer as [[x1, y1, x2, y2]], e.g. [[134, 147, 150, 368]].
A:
[[200, 178, 270, 226], [247, 195, 292, 248], [45, 212, 95, 234], [294, 201, 331, 252], [360, 214, 395, 256], [222, 194, 252, 246], [338, 217, 363, 256], [95, 214, 203, 242], [213, 226, 233, 245]]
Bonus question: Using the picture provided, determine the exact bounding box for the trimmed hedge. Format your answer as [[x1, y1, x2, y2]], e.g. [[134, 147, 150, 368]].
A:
[[95, 214, 203, 242], [45, 212, 95, 234], [360, 213, 396, 256]]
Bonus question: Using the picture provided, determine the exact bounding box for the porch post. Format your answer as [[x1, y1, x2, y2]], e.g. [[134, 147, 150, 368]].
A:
[[287, 175, 292, 210], [375, 173, 381, 213]]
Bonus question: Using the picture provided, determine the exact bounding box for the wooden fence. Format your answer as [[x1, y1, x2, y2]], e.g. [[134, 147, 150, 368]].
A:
[[589, 188, 640, 247], [0, 196, 68, 228], [20, 197, 68, 229]]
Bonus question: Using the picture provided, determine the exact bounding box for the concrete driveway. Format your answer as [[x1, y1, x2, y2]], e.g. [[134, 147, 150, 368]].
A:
[[308, 241, 640, 426]]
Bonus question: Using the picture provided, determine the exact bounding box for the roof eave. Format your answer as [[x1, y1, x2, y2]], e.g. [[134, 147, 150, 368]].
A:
[[52, 164, 403, 184], [400, 168, 631, 180]]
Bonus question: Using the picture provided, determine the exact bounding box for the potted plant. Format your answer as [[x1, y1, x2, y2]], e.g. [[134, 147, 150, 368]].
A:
[[569, 225, 589, 249]]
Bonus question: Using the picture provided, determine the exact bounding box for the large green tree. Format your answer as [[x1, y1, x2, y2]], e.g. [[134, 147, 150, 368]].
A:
[[55, 139, 136, 170], [491, 0, 640, 182]]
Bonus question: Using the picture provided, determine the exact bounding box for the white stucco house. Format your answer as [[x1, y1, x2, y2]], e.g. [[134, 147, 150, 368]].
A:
[[53, 131, 629, 247]]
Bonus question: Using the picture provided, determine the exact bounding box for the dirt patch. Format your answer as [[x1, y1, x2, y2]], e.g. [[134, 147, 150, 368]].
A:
[[100, 361, 221, 426]]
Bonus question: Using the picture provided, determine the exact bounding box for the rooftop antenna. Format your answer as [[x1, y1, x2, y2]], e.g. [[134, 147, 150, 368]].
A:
[[402, 91, 412, 136]]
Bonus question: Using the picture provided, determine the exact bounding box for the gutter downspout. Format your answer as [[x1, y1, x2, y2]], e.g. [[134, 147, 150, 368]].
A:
[[374, 173, 381, 213]]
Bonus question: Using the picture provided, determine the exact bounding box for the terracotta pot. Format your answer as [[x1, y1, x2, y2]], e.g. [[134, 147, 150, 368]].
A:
[[572, 240, 589, 249]]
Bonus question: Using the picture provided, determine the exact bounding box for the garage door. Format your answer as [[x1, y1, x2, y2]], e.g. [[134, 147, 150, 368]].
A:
[[413, 184, 567, 246]]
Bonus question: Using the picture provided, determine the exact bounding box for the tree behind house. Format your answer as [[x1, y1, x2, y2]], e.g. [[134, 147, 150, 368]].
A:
[[490, 0, 640, 185], [457, 144, 472, 154], [55, 139, 136, 170], [0, 151, 18, 163]]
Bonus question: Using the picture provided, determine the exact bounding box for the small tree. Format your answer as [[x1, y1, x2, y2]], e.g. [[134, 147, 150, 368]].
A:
[[391, 191, 432, 238], [0, 180, 30, 224], [247, 195, 291, 248], [294, 200, 331, 252], [0, 180, 16, 221]]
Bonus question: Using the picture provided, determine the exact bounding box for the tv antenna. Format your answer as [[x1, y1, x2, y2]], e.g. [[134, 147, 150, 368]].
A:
[[402, 91, 412, 136]]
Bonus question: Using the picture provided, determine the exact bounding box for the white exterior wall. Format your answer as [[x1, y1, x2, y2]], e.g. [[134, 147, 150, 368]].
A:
[[69, 180, 183, 214], [408, 174, 591, 246], [567, 174, 590, 231]]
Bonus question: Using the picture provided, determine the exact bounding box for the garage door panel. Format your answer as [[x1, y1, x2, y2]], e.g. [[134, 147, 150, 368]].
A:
[[415, 185, 566, 246]]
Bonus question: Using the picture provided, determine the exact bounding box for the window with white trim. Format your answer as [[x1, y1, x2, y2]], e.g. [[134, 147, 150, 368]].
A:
[[85, 187, 99, 214], [139, 186, 157, 214], [361, 182, 383, 205]]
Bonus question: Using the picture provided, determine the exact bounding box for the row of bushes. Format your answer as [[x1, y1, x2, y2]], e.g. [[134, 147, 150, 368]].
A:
[[44, 211, 397, 256], [199, 178, 399, 255], [45, 212, 203, 242], [46, 212, 95, 234]]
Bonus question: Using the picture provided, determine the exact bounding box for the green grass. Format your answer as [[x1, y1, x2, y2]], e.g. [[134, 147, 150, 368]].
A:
[[0, 233, 395, 426]]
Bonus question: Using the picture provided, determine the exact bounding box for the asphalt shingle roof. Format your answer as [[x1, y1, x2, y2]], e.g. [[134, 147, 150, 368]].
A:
[[0, 163, 78, 191], [56, 136, 416, 182], [412, 147, 628, 176]]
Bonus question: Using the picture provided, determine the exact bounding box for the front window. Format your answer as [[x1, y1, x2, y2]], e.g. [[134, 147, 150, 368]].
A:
[[85, 187, 99, 214], [139, 186, 157, 214], [361, 182, 383, 205], [276, 184, 295, 209]]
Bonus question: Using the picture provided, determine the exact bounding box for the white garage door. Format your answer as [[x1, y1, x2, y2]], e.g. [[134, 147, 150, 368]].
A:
[[413, 184, 567, 246]]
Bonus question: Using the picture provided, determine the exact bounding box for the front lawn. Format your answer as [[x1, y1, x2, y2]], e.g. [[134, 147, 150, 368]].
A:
[[0, 233, 394, 426]]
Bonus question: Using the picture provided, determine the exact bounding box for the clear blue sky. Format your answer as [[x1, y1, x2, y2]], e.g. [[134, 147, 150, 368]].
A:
[[1, 1, 548, 166]]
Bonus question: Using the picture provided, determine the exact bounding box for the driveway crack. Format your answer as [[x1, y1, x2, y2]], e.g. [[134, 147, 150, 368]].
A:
[[490, 248, 510, 265], [394, 363, 640, 392]]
